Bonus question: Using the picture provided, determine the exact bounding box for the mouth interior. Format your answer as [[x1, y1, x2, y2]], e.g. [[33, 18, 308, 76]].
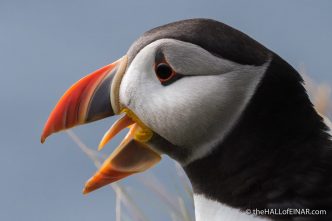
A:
[[98, 108, 153, 151], [82, 108, 157, 194]]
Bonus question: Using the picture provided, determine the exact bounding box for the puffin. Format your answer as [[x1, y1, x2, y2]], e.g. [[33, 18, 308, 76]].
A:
[[41, 19, 332, 221]]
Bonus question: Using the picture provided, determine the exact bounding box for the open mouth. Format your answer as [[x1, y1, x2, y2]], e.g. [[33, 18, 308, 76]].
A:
[[83, 108, 161, 194], [41, 56, 162, 194]]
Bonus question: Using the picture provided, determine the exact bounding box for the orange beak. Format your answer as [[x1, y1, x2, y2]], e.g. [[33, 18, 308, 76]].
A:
[[41, 55, 161, 194]]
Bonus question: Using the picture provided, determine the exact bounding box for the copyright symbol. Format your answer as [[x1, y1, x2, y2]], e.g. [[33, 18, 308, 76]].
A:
[[245, 209, 251, 215]]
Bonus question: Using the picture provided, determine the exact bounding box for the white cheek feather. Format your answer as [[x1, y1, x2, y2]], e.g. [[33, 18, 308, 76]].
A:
[[194, 194, 271, 221], [180, 64, 269, 164], [120, 39, 271, 165]]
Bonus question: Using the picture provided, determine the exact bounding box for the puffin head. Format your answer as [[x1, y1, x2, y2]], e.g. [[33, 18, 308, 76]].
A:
[[41, 19, 273, 194]]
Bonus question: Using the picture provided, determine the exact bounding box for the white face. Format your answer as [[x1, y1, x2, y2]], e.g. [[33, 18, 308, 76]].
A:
[[119, 39, 270, 164]]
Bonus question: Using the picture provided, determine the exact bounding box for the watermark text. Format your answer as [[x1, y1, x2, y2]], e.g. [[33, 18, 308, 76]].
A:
[[245, 208, 327, 216]]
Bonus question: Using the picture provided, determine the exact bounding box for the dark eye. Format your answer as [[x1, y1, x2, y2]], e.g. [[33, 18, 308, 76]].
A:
[[155, 63, 176, 83]]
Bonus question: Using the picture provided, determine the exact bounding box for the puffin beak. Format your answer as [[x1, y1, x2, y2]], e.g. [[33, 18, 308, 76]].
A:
[[41, 55, 161, 194]]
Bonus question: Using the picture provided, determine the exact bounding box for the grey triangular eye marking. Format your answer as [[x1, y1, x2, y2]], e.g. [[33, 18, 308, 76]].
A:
[[155, 49, 166, 64]]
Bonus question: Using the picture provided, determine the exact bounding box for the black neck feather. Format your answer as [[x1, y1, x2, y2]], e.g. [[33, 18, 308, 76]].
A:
[[184, 55, 332, 220]]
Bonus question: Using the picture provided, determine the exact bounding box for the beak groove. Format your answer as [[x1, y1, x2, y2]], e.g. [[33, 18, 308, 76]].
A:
[[41, 57, 127, 143]]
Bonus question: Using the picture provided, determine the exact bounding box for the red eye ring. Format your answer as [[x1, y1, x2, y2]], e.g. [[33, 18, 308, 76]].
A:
[[154, 62, 176, 83]]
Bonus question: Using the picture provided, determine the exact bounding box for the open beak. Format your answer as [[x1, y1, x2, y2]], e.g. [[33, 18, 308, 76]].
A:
[[41, 55, 161, 194]]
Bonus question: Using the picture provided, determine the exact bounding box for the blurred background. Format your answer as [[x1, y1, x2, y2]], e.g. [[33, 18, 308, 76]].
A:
[[0, 0, 331, 220]]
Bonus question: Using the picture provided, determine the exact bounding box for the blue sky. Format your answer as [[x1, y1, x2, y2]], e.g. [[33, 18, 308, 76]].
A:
[[0, 0, 331, 220]]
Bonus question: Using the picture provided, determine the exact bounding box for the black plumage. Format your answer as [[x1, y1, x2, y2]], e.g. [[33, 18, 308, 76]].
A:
[[127, 18, 269, 66]]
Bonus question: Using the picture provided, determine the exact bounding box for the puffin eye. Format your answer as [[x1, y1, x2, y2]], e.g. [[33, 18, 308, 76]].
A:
[[155, 63, 176, 83]]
